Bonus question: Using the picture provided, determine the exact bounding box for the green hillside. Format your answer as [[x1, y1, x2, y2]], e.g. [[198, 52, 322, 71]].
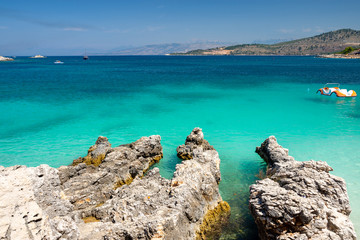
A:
[[173, 29, 360, 55]]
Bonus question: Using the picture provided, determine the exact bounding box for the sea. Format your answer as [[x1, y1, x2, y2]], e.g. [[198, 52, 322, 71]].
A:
[[1, 56, 359, 239]]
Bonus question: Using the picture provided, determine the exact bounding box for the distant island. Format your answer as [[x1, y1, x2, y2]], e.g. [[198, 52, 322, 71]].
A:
[[171, 29, 360, 56]]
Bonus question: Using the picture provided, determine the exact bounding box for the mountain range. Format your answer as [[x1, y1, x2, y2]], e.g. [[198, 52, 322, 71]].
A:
[[171, 29, 360, 56], [98, 42, 236, 55]]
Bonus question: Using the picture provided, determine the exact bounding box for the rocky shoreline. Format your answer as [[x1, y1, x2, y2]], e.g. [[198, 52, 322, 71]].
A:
[[0, 128, 230, 239], [0, 129, 356, 239], [250, 136, 357, 240], [318, 53, 360, 59]]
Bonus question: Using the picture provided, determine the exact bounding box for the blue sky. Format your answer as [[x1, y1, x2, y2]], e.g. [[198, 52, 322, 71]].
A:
[[0, 0, 359, 55]]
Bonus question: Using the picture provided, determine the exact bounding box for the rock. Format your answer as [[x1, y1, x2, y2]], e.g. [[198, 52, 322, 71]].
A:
[[59, 135, 163, 211], [0, 130, 228, 239], [0, 165, 79, 240], [250, 136, 357, 240], [72, 136, 112, 166], [77, 128, 229, 239], [177, 127, 215, 160]]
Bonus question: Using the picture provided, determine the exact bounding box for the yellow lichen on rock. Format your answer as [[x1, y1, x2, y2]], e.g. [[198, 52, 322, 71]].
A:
[[72, 136, 111, 167], [142, 153, 164, 174], [151, 224, 165, 239], [177, 152, 193, 160], [82, 216, 100, 223], [152, 153, 163, 162], [83, 153, 106, 167], [113, 154, 163, 190], [196, 201, 231, 240], [72, 153, 107, 167], [113, 177, 134, 190]]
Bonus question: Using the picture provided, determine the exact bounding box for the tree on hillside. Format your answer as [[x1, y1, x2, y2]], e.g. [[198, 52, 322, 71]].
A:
[[340, 47, 354, 54]]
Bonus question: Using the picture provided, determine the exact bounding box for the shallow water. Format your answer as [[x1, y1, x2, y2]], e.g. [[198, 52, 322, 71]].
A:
[[1, 56, 359, 238]]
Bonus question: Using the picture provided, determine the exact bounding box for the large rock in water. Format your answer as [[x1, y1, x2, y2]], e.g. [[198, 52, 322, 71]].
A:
[[0, 129, 229, 239], [249, 136, 357, 240]]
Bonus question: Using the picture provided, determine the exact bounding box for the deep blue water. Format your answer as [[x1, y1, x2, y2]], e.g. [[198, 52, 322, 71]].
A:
[[1, 56, 360, 238]]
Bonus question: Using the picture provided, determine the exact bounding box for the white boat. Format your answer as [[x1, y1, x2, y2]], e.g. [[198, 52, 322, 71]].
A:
[[54, 60, 64, 64], [30, 55, 46, 58], [0, 56, 14, 61]]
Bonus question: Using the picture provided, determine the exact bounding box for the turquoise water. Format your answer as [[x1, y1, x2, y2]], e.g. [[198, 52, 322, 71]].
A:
[[1, 56, 360, 238]]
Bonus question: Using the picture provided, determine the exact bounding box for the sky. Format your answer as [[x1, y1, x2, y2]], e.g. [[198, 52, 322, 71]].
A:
[[0, 0, 359, 55]]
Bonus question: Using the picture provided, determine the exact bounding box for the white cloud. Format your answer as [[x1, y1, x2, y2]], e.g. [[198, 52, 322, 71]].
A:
[[63, 27, 87, 31]]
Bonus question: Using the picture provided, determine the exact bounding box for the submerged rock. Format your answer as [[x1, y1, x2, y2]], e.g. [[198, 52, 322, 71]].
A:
[[250, 136, 357, 240], [0, 129, 229, 239]]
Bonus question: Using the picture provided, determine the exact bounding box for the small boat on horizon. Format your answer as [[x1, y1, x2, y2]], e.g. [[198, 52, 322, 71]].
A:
[[83, 49, 89, 60], [317, 83, 357, 97], [54, 60, 64, 64], [30, 55, 46, 59]]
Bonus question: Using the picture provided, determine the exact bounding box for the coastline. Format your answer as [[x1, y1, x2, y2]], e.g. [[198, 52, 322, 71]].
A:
[[1, 56, 359, 238], [0, 130, 356, 239], [317, 53, 360, 59], [0, 128, 231, 239]]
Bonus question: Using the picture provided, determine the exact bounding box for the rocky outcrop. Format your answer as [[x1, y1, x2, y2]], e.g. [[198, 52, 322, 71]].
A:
[[0, 129, 229, 239], [75, 128, 229, 239], [0, 165, 79, 240], [72, 136, 112, 166], [176, 127, 215, 160], [0, 56, 14, 61], [59, 135, 163, 211], [250, 136, 357, 240]]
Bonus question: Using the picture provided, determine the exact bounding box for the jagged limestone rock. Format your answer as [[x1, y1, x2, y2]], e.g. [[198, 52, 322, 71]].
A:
[[72, 136, 112, 166], [0, 165, 79, 240], [0, 130, 228, 239], [177, 127, 215, 160], [250, 136, 357, 240], [59, 135, 163, 211], [77, 128, 229, 239]]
